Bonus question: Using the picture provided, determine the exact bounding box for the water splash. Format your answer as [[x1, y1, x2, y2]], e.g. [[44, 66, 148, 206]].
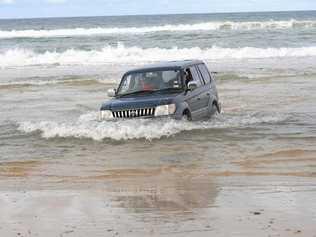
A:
[[17, 112, 288, 141]]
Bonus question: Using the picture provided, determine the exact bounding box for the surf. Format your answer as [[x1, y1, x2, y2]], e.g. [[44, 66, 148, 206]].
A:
[[1, 44, 316, 68], [0, 19, 315, 39]]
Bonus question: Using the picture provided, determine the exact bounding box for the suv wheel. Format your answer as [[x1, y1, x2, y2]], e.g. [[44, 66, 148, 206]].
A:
[[210, 103, 218, 117], [182, 111, 192, 121]]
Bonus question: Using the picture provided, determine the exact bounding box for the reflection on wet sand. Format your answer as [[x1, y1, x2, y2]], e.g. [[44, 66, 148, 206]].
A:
[[0, 156, 316, 236], [0, 159, 219, 214], [104, 166, 218, 213]]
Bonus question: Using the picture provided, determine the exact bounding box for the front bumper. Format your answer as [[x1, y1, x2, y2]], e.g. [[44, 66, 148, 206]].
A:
[[99, 111, 176, 121]]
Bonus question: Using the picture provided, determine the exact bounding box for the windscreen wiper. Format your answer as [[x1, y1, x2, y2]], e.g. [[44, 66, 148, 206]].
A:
[[117, 90, 156, 97], [152, 88, 183, 93]]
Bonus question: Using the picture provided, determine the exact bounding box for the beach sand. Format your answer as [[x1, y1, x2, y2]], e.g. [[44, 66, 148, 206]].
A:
[[1, 150, 315, 237]]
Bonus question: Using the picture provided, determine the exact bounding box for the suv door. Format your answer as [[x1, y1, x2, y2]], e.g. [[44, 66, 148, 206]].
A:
[[194, 64, 211, 109], [197, 63, 218, 104], [184, 66, 209, 119]]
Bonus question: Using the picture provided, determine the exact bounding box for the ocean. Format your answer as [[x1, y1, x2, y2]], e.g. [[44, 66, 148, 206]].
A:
[[0, 11, 316, 236]]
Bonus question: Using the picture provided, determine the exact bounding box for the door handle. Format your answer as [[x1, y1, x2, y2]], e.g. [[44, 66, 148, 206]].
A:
[[197, 97, 201, 100], [207, 93, 210, 96]]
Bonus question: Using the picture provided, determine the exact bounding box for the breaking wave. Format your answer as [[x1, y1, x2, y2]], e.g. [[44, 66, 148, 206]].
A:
[[0, 19, 315, 38], [17, 112, 288, 141], [1, 45, 316, 68]]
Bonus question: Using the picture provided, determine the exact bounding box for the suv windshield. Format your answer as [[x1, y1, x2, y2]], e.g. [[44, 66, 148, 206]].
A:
[[117, 69, 183, 96]]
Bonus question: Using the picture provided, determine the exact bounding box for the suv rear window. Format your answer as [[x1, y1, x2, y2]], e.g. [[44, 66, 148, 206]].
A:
[[197, 64, 211, 84]]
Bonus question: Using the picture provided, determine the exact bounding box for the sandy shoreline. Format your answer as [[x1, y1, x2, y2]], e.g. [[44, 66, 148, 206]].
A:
[[1, 153, 316, 237]]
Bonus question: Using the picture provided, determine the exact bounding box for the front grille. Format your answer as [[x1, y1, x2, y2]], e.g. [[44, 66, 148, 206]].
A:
[[112, 108, 156, 118]]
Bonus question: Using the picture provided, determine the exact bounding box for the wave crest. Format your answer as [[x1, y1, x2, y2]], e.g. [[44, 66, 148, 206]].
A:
[[1, 45, 316, 68], [0, 19, 315, 38]]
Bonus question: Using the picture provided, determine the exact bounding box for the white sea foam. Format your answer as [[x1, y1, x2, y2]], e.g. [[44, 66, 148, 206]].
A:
[[0, 20, 315, 38], [17, 112, 288, 141], [1, 45, 316, 68]]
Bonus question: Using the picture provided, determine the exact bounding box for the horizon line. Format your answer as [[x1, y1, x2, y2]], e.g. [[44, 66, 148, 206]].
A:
[[0, 9, 315, 20]]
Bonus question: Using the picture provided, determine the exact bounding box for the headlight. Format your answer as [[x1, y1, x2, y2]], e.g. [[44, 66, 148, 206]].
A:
[[155, 104, 176, 117], [99, 110, 113, 120]]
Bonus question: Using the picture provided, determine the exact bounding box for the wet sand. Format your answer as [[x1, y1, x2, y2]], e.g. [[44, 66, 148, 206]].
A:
[[1, 150, 315, 237]]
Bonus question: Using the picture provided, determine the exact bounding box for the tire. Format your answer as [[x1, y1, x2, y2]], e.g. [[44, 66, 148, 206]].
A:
[[210, 103, 218, 117], [182, 111, 192, 121]]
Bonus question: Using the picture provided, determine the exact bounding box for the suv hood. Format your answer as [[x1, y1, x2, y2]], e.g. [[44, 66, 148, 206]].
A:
[[101, 93, 178, 111]]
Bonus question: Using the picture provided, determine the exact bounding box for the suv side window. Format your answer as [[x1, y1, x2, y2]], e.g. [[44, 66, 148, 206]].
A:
[[197, 64, 211, 84], [189, 66, 203, 87]]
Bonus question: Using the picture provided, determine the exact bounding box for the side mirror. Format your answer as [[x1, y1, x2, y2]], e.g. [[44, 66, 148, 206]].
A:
[[187, 81, 198, 91], [107, 88, 116, 97]]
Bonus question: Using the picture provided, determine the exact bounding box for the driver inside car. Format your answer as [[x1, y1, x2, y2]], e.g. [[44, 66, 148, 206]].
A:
[[185, 69, 193, 86]]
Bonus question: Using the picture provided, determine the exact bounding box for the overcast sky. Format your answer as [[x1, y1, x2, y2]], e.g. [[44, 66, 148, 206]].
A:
[[0, 0, 315, 19]]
